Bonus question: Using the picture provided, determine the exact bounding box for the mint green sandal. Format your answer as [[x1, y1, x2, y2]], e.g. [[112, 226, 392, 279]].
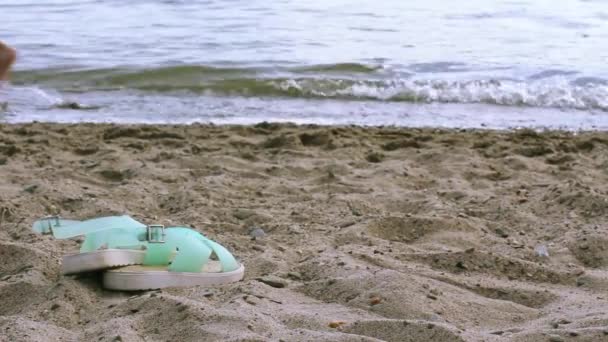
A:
[[33, 216, 245, 289]]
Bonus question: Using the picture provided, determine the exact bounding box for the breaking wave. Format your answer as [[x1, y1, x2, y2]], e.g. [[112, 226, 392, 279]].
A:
[[11, 64, 608, 111]]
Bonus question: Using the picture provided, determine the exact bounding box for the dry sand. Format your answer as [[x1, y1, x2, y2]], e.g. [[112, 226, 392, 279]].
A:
[[1, 122, 608, 341]]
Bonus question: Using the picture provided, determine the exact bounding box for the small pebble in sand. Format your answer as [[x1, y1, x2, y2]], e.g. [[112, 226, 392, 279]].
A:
[[509, 239, 524, 248], [287, 272, 302, 280], [455, 261, 467, 270], [535, 245, 549, 258], [251, 245, 265, 252], [370, 297, 382, 305], [548, 335, 564, 342], [243, 295, 259, 306], [328, 321, 346, 328], [494, 228, 509, 238], [234, 208, 256, 220], [257, 276, 287, 288], [249, 227, 266, 240], [23, 184, 38, 194], [430, 288, 441, 296]]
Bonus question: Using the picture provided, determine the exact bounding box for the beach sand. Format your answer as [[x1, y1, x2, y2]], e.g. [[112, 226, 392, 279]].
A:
[[1, 122, 607, 341]]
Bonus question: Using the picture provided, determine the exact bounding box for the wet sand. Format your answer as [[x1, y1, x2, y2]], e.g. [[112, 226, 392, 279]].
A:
[[1, 122, 608, 341]]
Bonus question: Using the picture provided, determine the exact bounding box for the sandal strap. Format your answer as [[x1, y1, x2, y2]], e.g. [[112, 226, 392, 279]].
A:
[[144, 228, 240, 273], [199, 237, 240, 272], [32, 217, 81, 235], [168, 229, 212, 273], [79, 228, 147, 253], [33, 215, 146, 239]]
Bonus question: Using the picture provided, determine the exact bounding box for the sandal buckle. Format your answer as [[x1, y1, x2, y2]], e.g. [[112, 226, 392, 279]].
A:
[[43, 215, 61, 231], [147, 224, 165, 243]]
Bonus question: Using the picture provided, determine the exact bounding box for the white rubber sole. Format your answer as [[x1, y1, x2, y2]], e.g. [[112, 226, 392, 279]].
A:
[[62, 249, 146, 275], [102, 262, 245, 291]]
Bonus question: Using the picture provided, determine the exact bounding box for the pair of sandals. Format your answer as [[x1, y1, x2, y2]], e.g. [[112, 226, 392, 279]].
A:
[[33, 215, 245, 291]]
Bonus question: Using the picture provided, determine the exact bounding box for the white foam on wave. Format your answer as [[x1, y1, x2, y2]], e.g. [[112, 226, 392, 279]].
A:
[[0, 85, 65, 109], [274, 77, 608, 111]]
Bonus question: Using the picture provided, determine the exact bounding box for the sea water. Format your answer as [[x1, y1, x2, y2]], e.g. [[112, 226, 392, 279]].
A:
[[1, 0, 607, 129]]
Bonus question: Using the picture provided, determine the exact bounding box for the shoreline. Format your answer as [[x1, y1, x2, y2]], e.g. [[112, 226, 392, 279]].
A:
[[4, 120, 608, 131], [1, 122, 608, 341]]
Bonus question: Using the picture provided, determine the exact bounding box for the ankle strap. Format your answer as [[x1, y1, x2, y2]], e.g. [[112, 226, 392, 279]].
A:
[[33, 215, 146, 239]]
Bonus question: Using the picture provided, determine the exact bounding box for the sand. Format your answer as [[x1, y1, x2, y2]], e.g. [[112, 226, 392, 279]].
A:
[[1, 122, 608, 341]]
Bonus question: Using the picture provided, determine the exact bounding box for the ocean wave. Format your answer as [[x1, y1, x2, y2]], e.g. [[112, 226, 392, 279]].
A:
[[11, 65, 608, 111]]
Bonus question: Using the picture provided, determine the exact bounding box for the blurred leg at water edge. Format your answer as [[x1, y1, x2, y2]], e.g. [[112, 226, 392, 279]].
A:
[[0, 41, 17, 81]]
